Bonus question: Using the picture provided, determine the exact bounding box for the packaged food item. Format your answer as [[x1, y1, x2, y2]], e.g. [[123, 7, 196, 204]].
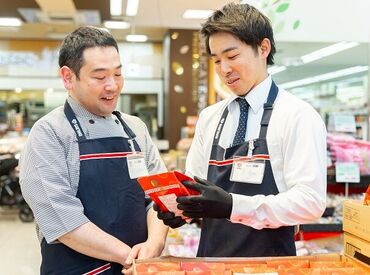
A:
[[364, 184, 370, 205], [180, 262, 225, 271], [137, 272, 185, 275], [266, 259, 309, 268], [135, 262, 181, 272], [137, 171, 199, 217]]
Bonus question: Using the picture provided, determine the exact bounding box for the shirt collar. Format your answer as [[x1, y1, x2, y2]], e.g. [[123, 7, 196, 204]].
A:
[[227, 75, 272, 114], [67, 96, 114, 119]]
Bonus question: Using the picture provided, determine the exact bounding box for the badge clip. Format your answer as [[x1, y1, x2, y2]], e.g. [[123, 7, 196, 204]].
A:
[[247, 140, 255, 158]]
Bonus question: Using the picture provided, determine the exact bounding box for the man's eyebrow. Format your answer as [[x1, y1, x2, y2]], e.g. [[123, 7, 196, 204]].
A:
[[91, 64, 122, 73], [210, 47, 238, 57]]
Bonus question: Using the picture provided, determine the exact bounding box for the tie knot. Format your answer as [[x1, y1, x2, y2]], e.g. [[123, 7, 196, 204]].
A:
[[235, 97, 249, 111]]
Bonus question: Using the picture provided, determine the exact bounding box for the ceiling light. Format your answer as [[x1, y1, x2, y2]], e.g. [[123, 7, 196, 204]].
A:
[[0, 17, 22, 27], [126, 0, 139, 16], [280, 66, 369, 89], [268, 65, 286, 75], [183, 9, 213, 19], [300, 41, 360, 64], [126, 34, 147, 42], [104, 20, 130, 29], [110, 0, 123, 16]]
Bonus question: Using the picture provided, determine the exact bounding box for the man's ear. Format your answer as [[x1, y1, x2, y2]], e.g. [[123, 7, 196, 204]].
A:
[[59, 66, 75, 90], [259, 38, 271, 59]]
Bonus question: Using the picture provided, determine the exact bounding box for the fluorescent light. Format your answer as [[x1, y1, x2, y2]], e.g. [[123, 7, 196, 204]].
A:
[[0, 17, 22, 27], [126, 0, 139, 16], [183, 9, 213, 19], [126, 34, 147, 42], [104, 21, 130, 29], [301, 42, 360, 64], [110, 0, 123, 16], [281, 66, 369, 89], [268, 65, 286, 75]]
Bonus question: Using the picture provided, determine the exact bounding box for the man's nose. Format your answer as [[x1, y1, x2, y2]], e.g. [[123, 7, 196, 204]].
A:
[[105, 76, 118, 91], [220, 61, 232, 75]]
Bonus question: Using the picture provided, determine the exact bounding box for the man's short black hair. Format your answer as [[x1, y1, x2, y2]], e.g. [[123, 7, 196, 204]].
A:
[[58, 26, 119, 79], [201, 3, 276, 65]]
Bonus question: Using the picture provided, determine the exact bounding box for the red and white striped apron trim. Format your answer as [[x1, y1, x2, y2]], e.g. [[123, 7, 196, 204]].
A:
[[80, 152, 138, 161], [82, 263, 111, 275], [209, 154, 270, 166]]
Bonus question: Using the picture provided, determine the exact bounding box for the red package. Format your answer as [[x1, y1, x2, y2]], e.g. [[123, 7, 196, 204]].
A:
[[267, 259, 309, 268], [137, 171, 199, 216], [180, 262, 225, 271], [135, 262, 181, 272], [185, 271, 225, 275], [364, 184, 370, 205]]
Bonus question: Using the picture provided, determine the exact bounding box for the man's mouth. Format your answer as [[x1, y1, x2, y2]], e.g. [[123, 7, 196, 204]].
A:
[[226, 78, 239, 85], [102, 96, 114, 100]]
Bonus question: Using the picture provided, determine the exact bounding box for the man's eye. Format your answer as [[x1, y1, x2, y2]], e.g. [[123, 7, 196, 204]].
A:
[[229, 55, 238, 59], [115, 73, 122, 77], [214, 60, 220, 64], [94, 76, 105, 80]]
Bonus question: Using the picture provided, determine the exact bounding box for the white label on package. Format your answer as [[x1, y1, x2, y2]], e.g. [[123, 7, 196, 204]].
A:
[[158, 193, 183, 217], [127, 154, 149, 179], [230, 160, 265, 184]]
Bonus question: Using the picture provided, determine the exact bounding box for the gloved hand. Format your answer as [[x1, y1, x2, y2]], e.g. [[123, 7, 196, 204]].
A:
[[177, 176, 232, 219], [153, 203, 186, 228]]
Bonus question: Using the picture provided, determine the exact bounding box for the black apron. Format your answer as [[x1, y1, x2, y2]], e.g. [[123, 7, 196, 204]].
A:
[[40, 102, 148, 274], [197, 81, 296, 257]]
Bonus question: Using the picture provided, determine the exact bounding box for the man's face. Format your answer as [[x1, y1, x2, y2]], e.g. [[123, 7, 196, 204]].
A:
[[68, 46, 123, 116], [209, 32, 268, 96]]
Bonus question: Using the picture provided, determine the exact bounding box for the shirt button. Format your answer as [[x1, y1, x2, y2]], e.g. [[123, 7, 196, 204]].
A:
[[115, 119, 119, 124], [89, 119, 95, 124]]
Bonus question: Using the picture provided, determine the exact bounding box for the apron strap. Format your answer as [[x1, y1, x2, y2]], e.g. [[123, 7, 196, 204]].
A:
[[259, 81, 279, 139], [112, 111, 137, 139], [64, 101, 86, 141], [212, 107, 229, 146]]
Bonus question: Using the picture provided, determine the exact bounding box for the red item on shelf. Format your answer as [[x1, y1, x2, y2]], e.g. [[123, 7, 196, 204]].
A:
[[180, 262, 225, 271], [135, 262, 181, 272], [364, 185, 370, 205]]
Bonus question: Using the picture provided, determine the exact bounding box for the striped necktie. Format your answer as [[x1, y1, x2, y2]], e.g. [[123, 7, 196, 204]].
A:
[[232, 97, 249, 146]]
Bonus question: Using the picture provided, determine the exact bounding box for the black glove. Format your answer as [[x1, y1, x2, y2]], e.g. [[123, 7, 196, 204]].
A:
[[177, 176, 232, 219], [153, 203, 186, 228]]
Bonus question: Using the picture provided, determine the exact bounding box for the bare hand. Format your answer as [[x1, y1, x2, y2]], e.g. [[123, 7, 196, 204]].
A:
[[121, 241, 164, 274]]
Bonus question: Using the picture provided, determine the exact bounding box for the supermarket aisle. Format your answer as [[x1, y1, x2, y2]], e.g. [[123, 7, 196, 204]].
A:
[[0, 209, 40, 275]]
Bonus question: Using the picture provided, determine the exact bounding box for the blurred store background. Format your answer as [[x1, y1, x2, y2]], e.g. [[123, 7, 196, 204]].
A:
[[0, 0, 370, 274]]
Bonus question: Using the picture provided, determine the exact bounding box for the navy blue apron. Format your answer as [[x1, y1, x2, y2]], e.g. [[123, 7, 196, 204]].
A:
[[197, 81, 296, 257], [40, 102, 148, 274]]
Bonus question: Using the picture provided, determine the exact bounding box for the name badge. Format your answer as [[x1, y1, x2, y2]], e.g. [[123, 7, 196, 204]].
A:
[[127, 153, 149, 179], [230, 160, 265, 184]]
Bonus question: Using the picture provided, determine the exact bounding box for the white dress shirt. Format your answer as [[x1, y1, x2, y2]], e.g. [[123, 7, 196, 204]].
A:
[[186, 76, 327, 229]]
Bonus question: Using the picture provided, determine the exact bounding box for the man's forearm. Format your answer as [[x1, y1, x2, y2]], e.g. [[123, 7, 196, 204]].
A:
[[147, 207, 168, 247], [58, 221, 131, 266]]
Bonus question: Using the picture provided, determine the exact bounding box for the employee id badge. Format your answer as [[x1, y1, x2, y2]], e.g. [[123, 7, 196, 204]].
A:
[[230, 159, 265, 184], [127, 153, 149, 179]]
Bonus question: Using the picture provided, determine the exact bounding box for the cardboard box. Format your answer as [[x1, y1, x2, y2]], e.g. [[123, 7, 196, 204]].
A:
[[344, 232, 370, 265], [343, 199, 370, 242]]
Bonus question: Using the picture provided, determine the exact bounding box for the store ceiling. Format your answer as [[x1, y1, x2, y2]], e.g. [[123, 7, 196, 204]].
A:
[[0, 0, 368, 87], [0, 0, 237, 41]]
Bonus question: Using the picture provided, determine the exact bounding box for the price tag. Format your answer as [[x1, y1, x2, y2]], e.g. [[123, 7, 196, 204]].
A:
[[333, 114, 356, 133], [336, 162, 360, 183]]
